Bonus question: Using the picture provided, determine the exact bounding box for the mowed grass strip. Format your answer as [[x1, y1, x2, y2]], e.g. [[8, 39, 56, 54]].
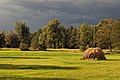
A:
[[0, 50, 120, 80]]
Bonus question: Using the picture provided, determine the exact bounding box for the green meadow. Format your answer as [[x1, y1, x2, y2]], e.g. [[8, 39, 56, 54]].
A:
[[0, 50, 120, 80]]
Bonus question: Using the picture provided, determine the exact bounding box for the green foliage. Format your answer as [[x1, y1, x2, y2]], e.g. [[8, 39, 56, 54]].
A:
[[31, 39, 39, 50], [38, 18, 65, 49], [15, 21, 30, 50], [0, 17, 120, 51], [38, 28, 47, 50], [75, 28, 81, 48], [15, 22, 30, 40], [45, 18, 61, 48], [30, 30, 41, 50], [114, 43, 120, 50], [5, 31, 19, 48], [96, 18, 120, 51], [38, 44, 47, 51], [80, 22, 93, 47], [64, 27, 73, 48], [0, 31, 6, 48], [69, 27, 77, 48], [79, 45, 86, 52], [20, 41, 29, 51], [64, 27, 80, 49], [70, 27, 79, 48], [57, 24, 66, 48]]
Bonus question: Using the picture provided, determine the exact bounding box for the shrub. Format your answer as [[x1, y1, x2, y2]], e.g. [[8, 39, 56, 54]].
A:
[[80, 45, 86, 52], [114, 43, 120, 50], [31, 41, 39, 50], [38, 45, 47, 51], [20, 42, 29, 51]]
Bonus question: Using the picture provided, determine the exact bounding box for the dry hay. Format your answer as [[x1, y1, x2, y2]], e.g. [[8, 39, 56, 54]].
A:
[[0, 48, 20, 51], [83, 48, 106, 60]]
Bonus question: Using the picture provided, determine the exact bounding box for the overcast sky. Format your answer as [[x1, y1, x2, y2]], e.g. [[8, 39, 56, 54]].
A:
[[0, 0, 120, 32]]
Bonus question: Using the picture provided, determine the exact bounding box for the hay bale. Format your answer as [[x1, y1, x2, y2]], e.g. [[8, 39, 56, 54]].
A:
[[83, 48, 106, 60]]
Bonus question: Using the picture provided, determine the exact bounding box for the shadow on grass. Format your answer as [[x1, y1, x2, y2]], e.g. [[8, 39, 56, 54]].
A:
[[79, 57, 120, 61], [0, 64, 80, 70], [0, 57, 51, 59], [0, 77, 77, 80], [106, 59, 120, 61]]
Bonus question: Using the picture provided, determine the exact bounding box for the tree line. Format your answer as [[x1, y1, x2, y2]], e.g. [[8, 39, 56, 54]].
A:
[[0, 18, 120, 51]]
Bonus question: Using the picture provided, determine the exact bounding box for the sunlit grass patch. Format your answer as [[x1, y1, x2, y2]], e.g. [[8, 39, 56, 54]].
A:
[[0, 49, 120, 80]]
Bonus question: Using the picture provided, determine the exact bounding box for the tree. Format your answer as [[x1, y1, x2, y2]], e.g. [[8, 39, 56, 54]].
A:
[[56, 24, 65, 48], [80, 22, 93, 48], [64, 27, 80, 49], [69, 27, 78, 49], [45, 18, 61, 48], [97, 18, 119, 51], [110, 19, 120, 50], [38, 28, 47, 50], [91, 25, 98, 48], [37, 18, 66, 49], [15, 21, 30, 50], [5, 31, 19, 48], [30, 31, 39, 50], [31, 28, 47, 51], [64, 27, 73, 48], [0, 31, 6, 48], [75, 28, 81, 49]]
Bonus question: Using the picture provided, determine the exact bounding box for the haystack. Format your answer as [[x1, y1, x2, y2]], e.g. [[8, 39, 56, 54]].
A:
[[83, 48, 106, 60]]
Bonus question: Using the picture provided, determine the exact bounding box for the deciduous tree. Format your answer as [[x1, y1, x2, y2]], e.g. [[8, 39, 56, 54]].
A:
[[15, 21, 30, 50]]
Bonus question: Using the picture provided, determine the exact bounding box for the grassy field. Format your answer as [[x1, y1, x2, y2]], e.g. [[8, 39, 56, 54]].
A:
[[0, 49, 120, 80]]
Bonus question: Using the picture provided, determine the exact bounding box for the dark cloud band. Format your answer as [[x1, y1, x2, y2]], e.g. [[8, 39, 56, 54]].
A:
[[0, 0, 120, 32]]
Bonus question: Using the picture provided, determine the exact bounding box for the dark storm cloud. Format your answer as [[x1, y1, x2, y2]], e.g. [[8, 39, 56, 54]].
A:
[[0, 0, 120, 32]]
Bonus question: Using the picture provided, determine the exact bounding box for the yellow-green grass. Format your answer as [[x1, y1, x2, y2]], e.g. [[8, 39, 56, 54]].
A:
[[0, 50, 120, 80]]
